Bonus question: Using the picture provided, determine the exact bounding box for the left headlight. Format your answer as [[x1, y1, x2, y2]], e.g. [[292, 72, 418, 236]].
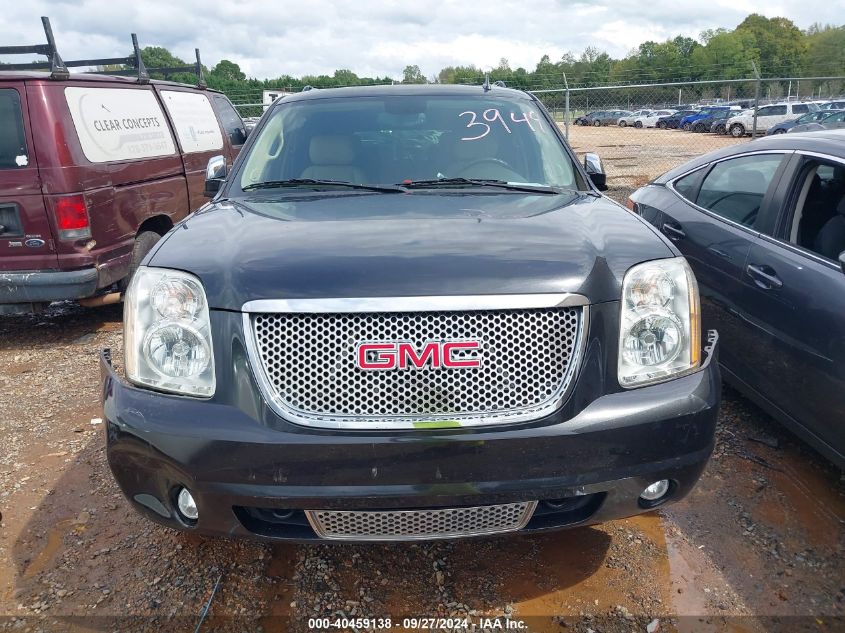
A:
[[618, 257, 700, 388], [124, 267, 215, 397]]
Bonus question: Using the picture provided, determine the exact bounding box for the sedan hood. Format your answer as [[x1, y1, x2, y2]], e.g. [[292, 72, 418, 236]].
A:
[[149, 191, 673, 311]]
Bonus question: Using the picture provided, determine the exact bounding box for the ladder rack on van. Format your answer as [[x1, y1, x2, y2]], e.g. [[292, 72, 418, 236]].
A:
[[0, 16, 206, 88]]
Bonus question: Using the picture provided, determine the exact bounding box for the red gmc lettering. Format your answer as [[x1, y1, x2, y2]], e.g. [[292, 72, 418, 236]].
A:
[[356, 341, 481, 370], [442, 341, 480, 368], [357, 343, 396, 369], [398, 342, 439, 369]]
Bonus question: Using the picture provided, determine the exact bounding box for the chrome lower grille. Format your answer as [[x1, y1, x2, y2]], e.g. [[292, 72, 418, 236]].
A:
[[248, 305, 584, 428], [306, 502, 538, 541]]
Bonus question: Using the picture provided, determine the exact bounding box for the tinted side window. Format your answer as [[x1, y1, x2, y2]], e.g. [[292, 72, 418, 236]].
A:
[[673, 168, 704, 201], [792, 104, 809, 114], [696, 154, 784, 227], [769, 105, 787, 116], [211, 95, 246, 146], [786, 159, 845, 261], [0, 89, 29, 169]]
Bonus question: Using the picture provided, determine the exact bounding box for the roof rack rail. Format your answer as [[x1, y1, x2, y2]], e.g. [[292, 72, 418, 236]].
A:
[[0, 16, 206, 88]]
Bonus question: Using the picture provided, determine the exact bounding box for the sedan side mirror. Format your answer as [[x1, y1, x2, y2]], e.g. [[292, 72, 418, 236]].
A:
[[584, 152, 608, 191], [204, 155, 227, 198], [839, 250, 845, 276]]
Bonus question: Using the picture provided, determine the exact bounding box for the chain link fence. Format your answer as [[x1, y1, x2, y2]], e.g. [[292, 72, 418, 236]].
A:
[[532, 76, 845, 199]]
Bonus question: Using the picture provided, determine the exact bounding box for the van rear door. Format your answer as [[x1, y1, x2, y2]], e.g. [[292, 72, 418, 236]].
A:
[[0, 83, 58, 271], [209, 93, 247, 166], [155, 86, 228, 211]]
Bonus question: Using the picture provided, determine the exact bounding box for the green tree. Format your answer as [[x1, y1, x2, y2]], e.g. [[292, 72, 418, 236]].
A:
[[333, 69, 361, 86], [210, 59, 245, 82], [804, 25, 845, 76], [736, 14, 807, 76], [402, 64, 426, 84], [140, 46, 186, 71]]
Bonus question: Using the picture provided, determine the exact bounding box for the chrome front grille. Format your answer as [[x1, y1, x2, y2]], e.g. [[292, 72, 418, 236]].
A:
[[306, 502, 538, 541], [248, 304, 584, 429]]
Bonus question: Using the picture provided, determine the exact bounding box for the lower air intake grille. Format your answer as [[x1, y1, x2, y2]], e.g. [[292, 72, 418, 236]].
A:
[[305, 502, 538, 541]]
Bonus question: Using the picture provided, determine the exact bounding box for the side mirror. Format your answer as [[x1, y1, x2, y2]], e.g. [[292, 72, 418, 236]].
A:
[[203, 155, 227, 198], [839, 250, 845, 276], [584, 152, 608, 191]]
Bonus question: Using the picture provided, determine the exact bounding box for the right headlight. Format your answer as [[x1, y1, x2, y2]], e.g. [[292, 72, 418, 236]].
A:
[[618, 257, 700, 388], [124, 267, 215, 397]]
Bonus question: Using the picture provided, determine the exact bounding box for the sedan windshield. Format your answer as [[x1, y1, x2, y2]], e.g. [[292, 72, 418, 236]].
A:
[[237, 94, 579, 193]]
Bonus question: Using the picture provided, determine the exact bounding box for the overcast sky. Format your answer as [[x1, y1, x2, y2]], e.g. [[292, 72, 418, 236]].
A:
[[3, 1, 842, 80]]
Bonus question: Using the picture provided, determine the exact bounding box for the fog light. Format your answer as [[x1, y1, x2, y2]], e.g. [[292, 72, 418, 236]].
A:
[[640, 479, 670, 502], [176, 487, 198, 521]]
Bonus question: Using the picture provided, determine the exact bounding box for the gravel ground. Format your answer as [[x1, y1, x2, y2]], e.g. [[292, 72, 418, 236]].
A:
[[565, 125, 749, 189], [1, 302, 843, 633]]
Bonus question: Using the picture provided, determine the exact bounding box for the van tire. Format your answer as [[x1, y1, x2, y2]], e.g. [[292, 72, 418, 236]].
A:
[[120, 230, 162, 292]]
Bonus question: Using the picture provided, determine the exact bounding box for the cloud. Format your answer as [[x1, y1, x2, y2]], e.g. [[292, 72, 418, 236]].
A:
[[2, 0, 841, 80]]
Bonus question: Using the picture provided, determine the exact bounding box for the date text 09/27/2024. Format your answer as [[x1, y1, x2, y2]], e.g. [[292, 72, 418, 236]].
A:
[[307, 617, 529, 630]]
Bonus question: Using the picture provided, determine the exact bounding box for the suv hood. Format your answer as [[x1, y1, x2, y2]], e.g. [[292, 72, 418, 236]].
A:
[[149, 192, 673, 311]]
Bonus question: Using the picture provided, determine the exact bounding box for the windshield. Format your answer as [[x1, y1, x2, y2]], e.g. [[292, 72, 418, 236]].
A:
[[237, 94, 579, 193]]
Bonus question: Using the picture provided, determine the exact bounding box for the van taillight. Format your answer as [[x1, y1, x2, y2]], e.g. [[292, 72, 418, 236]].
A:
[[54, 195, 91, 240]]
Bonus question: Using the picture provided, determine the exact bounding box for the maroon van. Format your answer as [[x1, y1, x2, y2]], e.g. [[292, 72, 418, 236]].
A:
[[0, 19, 246, 314]]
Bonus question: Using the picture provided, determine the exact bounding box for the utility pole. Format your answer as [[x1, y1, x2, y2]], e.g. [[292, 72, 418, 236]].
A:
[[751, 60, 761, 137], [563, 72, 570, 141]]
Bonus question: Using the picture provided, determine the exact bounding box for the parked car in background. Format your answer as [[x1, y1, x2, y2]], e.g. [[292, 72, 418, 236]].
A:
[[657, 110, 698, 129], [633, 109, 676, 128], [618, 109, 652, 127], [767, 109, 839, 135], [680, 106, 739, 131], [691, 109, 735, 133], [576, 110, 607, 125], [0, 20, 247, 315], [102, 83, 721, 542], [726, 102, 818, 137], [788, 110, 845, 133], [629, 130, 845, 469], [591, 110, 632, 126], [243, 116, 261, 135], [821, 100, 845, 110]]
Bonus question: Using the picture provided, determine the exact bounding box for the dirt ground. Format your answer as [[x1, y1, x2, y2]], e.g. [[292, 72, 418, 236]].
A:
[[564, 125, 750, 189], [1, 297, 843, 633]]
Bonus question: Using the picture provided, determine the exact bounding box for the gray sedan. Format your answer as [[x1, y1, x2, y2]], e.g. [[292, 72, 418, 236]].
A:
[[788, 109, 845, 133], [629, 130, 845, 468]]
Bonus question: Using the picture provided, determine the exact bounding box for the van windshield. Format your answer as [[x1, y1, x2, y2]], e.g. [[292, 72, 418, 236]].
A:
[[0, 89, 29, 169], [237, 94, 579, 193]]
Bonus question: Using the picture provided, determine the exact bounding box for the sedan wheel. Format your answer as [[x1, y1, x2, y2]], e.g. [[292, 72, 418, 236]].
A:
[[730, 123, 745, 137], [594, 120, 601, 127], [683, 123, 691, 131], [619, 120, 627, 127], [657, 121, 666, 129], [634, 121, 643, 128], [773, 128, 786, 134]]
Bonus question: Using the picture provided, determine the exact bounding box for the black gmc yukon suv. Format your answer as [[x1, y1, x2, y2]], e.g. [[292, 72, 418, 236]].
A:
[[102, 84, 720, 542]]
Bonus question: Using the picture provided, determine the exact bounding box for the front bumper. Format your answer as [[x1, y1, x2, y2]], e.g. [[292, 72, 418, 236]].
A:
[[101, 325, 721, 542]]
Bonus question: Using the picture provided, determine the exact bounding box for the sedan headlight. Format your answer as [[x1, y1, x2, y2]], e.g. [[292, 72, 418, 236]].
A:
[[124, 267, 215, 396], [618, 258, 700, 388]]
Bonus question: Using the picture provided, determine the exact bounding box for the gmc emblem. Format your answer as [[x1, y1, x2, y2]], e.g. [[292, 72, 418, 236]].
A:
[[356, 341, 481, 370]]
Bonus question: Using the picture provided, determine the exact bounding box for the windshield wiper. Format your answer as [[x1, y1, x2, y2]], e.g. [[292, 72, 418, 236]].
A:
[[399, 178, 560, 194], [242, 179, 406, 193]]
